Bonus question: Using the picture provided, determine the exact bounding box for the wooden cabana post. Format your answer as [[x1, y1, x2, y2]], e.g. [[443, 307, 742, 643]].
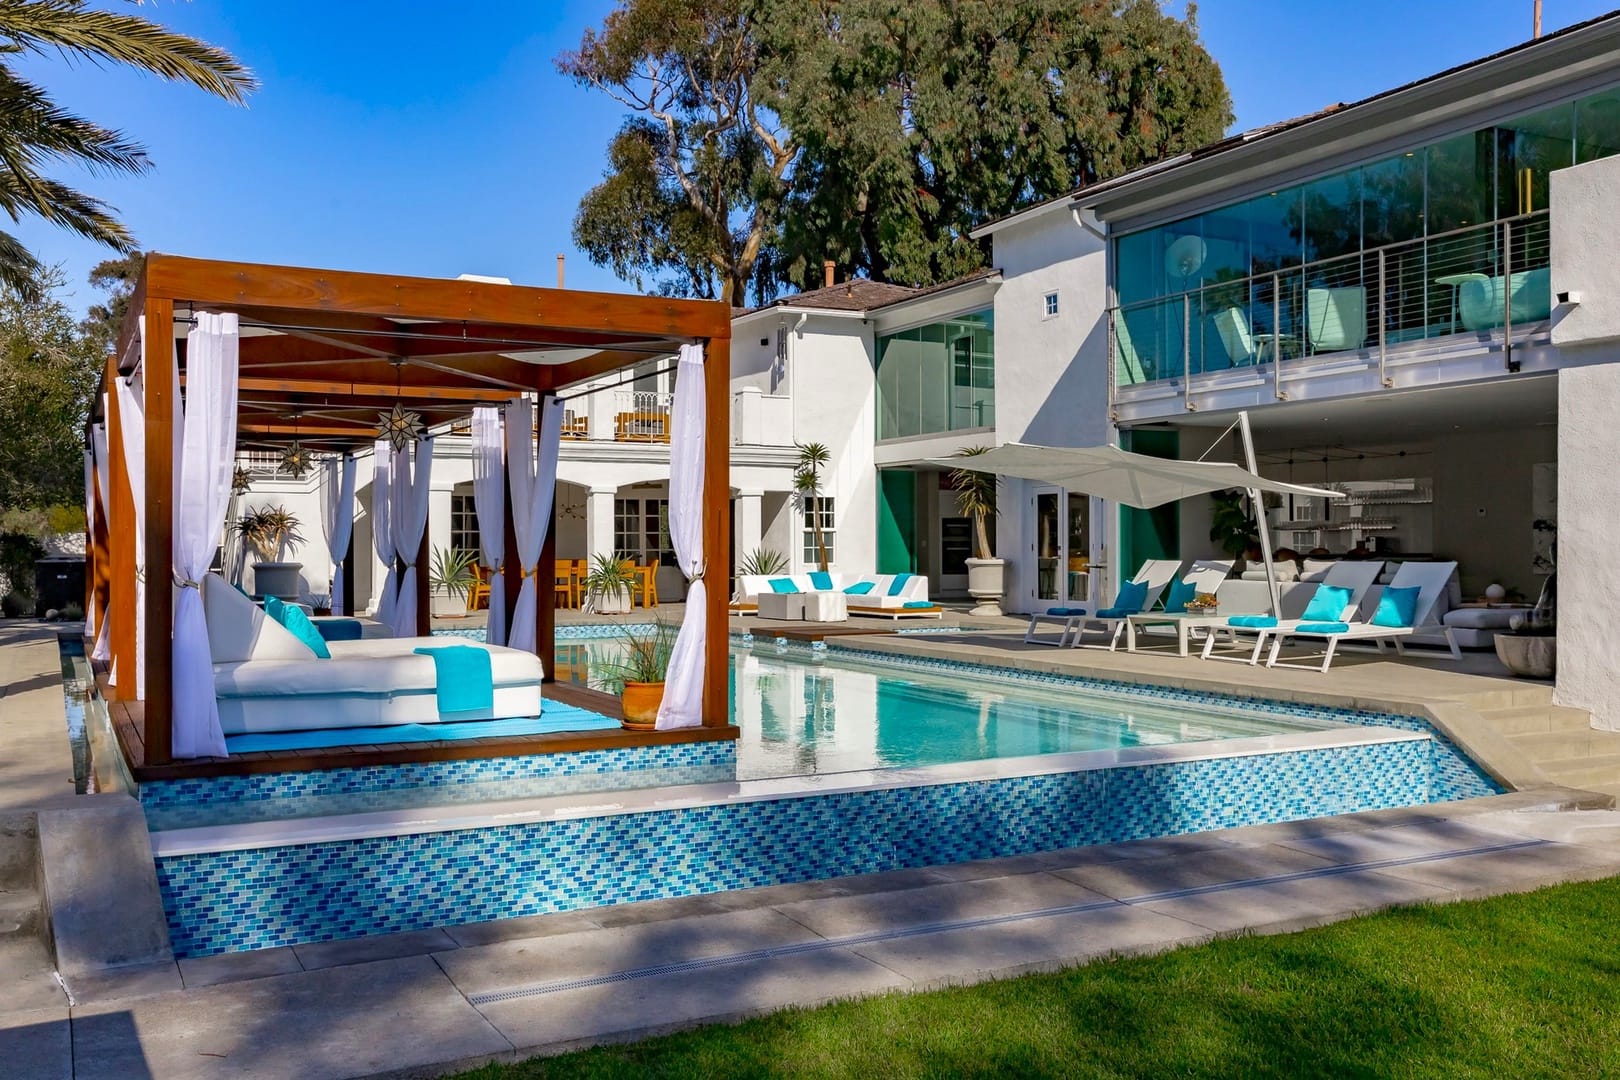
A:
[[95, 253, 734, 767]]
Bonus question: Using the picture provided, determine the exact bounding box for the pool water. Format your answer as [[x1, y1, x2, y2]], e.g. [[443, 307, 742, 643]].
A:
[[556, 636, 1335, 780]]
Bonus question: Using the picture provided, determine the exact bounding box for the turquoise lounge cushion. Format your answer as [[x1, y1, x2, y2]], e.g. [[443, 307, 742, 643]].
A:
[[902, 600, 933, 609], [1372, 585, 1421, 628], [1047, 607, 1088, 616], [808, 571, 834, 591], [767, 578, 799, 594], [1112, 578, 1149, 614], [314, 618, 363, 642], [887, 572, 914, 596], [1227, 615, 1279, 628], [265, 596, 331, 659], [1301, 584, 1354, 623], [1296, 622, 1350, 634], [1095, 607, 1132, 619], [1165, 578, 1198, 613], [232, 580, 253, 600], [843, 581, 875, 595]]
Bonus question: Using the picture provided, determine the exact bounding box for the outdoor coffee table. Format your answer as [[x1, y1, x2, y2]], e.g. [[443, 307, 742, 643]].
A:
[[1123, 612, 1227, 657]]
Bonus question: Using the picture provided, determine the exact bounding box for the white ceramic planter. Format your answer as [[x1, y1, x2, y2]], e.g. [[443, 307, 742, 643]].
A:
[[588, 586, 633, 615], [251, 561, 303, 601], [431, 589, 468, 617], [965, 557, 1006, 617]]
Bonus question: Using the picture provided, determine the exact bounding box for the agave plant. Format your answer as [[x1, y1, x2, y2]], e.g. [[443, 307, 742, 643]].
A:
[[234, 505, 303, 561], [738, 547, 789, 577], [429, 546, 479, 602]]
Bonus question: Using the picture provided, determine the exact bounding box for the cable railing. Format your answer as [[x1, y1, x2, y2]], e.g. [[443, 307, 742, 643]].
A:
[[1108, 211, 1552, 400]]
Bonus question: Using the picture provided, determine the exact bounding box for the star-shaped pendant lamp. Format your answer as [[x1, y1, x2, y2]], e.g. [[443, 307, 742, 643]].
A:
[[377, 400, 424, 452], [231, 464, 252, 495], [277, 413, 316, 479]]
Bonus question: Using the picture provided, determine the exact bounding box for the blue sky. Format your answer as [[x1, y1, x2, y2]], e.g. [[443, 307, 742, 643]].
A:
[[18, 0, 1618, 315]]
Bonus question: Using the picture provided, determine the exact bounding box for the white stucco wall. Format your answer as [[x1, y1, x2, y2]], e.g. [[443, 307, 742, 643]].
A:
[[1551, 155, 1620, 349], [789, 317, 878, 573], [1557, 363, 1620, 730]]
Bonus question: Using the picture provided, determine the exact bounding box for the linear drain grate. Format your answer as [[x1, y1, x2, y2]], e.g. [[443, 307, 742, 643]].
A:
[[467, 838, 1546, 1006]]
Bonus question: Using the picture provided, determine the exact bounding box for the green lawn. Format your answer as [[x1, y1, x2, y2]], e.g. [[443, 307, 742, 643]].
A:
[[455, 876, 1620, 1079]]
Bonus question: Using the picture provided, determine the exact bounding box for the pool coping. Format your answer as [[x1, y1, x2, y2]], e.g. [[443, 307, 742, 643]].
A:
[[147, 725, 1429, 856]]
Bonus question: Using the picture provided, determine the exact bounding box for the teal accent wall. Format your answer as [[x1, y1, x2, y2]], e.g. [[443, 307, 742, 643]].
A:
[[878, 470, 918, 574], [1119, 430, 1179, 574]]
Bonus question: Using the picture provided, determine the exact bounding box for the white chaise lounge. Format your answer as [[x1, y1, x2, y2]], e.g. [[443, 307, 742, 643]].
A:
[[1199, 560, 1385, 664], [203, 574, 545, 734], [1263, 561, 1461, 672], [1023, 558, 1183, 647]]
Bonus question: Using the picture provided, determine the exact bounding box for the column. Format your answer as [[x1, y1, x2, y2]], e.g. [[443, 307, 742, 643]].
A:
[[701, 335, 732, 728], [734, 490, 763, 573], [584, 488, 616, 565], [144, 296, 175, 764], [1558, 364, 1619, 729]]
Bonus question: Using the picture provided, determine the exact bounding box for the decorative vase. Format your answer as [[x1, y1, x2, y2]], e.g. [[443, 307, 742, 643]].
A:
[[1495, 634, 1556, 679], [621, 681, 664, 730], [252, 561, 303, 601], [589, 586, 633, 616], [965, 557, 1006, 617]]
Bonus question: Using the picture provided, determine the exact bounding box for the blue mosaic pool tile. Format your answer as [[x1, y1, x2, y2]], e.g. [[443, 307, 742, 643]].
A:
[[155, 737, 1431, 957], [139, 739, 737, 809]]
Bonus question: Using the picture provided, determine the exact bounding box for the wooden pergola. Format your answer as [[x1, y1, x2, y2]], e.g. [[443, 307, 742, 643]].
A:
[[88, 254, 733, 770]]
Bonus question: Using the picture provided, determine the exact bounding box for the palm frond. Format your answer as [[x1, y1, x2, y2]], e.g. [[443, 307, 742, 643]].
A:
[[0, 0, 256, 103], [0, 167, 132, 248], [0, 67, 147, 172], [0, 226, 42, 298]]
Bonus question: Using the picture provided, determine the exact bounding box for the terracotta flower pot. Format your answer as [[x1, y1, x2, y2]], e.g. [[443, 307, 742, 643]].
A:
[[621, 681, 665, 730]]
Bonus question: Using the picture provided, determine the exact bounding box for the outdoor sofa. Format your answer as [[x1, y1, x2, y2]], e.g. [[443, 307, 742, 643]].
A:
[[732, 571, 940, 619]]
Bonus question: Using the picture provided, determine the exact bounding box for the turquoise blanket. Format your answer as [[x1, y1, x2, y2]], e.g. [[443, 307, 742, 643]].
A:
[[414, 645, 494, 716]]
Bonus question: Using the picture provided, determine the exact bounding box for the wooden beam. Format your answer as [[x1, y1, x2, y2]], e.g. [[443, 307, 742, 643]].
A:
[[144, 253, 732, 340], [105, 359, 136, 702], [144, 296, 176, 765], [234, 376, 507, 402], [701, 336, 731, 729], [113, 265, 149, 375], [239, 422, 391, 436]]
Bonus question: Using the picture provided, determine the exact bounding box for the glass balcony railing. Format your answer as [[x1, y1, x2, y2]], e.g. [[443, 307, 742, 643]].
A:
[[1109, 211, 1551, 392]]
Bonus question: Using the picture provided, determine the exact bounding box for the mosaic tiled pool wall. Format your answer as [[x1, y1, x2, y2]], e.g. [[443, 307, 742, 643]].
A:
[[158, 736, 1432, 957], [815, 644, 1502, 803], [138, 739, 737, 810]]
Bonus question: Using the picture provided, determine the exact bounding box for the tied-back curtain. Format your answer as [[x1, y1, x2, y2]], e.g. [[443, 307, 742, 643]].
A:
[[321, 455, 357, 615], [471, 406, 508, 646], [90, 421, 111, 660], [505, 396, 563, 654], [171, 312, 239, 759], [114, 365, 146, 697], [389, 436, 434, 638], [371, 441, 397, 626], [657, 344, 706, 730]]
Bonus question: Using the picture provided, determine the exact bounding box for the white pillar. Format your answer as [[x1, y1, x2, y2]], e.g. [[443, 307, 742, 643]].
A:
[[585, 487, 617, 564], [1557, 364, 1620, 729], [734, 490, 763, 572]]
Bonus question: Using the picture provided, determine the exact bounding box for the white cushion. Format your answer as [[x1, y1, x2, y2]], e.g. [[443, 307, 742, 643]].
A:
[[324, 637, 545, 686], [1299, 559, 1336, 582], [203, 573, 316, 663], [1443, 606, 1528, 630]]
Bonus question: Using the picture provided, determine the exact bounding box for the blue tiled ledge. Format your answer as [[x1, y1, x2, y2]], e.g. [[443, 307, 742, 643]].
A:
[[156, 736, 1431, 957]]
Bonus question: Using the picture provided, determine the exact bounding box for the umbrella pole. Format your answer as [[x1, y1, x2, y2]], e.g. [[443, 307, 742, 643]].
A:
[[1238, 411, 1282, 616]]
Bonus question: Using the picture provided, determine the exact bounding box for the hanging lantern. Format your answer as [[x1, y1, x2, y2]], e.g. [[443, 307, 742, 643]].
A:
[[231, 464, 252, 495], [277, 442, 315, 479], [377, 401, 424, 452]]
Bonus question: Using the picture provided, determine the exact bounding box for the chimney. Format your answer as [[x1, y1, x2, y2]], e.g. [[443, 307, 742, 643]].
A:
[[556, 254, 566, 289], [823, 259, 835, 289]]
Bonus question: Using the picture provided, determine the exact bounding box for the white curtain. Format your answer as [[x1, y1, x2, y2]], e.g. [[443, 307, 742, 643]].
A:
[[389, 436, 434, 638], [320, 455, 357, 615], [114, 366, 146, 697], [657, 344, 707, 730], [471, 406, 507, 646], [371, 440, 397, 626], [90, 421, 111, 660], [505, 396, 563, 654], [171, 313, 239, 759]]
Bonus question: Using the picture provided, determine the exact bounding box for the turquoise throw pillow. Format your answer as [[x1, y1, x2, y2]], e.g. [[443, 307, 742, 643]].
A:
[[1372, 585, 1421, 628], [843, 581, 875, 595], [1165, 578, 1198, 613], [1112, 578, 1149, 614], [887, 572, 914, 597], [1301, 584, 1353, 622], [266, 596, 330, 659], [809, 571, 833, 590], [767, 578, 799, 594]]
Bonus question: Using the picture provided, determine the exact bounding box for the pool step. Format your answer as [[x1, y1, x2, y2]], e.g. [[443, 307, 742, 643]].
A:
[[1535, 751, 1620, 791], [0, 814, 65, 1013], [1479, 704, 1592, 736]]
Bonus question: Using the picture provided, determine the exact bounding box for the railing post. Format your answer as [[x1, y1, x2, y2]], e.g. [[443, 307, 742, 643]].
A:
[[1182, 293, 1195, 412], [1377, 249, 1391, 387], [1503, 219, 1517, 372], [1272, 272, 1286, 401]]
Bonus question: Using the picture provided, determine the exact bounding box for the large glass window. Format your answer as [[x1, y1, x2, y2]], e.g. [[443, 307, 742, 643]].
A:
[[450, 492, 479, 558], [1497, 101, 1573, 216], [801, 497, 835, 566], [876, 310, 994, 440], [613, 498, 675, 567]]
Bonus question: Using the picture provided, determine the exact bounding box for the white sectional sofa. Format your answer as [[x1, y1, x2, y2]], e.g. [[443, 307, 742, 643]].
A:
[[733, 571, 937, 617], [203, 575, 545, 734]]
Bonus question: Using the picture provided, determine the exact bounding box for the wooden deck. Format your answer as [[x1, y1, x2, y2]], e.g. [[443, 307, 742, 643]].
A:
[[98, 669, 736, 784]]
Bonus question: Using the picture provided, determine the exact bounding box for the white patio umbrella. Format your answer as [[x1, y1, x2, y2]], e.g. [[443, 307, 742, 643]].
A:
[[932, 415, 1342, 614]]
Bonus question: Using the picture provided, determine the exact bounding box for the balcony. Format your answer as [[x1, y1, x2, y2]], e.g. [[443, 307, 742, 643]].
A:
[[447, 387, 795, 449], [1109, 212, 1552, 420]]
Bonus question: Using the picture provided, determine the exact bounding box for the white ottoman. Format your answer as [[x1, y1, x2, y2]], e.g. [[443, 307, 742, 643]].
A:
[[802, 592, 848, 623], [757, 593, 805, 620]]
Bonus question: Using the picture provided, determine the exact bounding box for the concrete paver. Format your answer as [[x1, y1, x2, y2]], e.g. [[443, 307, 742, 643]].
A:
[[1049, 842, 1339, 899], [0, 1006, 71, 1080], [1137, 868, 1454, 936], [178, 946, 301, 990], [292, 928, 457, 971], [771, 871, 1110, 939]]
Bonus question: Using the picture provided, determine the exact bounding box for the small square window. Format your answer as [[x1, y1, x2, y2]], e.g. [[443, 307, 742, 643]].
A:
[[1043, 292, 1059, 318]]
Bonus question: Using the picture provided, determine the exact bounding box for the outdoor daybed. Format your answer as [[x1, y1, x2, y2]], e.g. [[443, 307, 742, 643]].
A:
[[733, 572, 940, 619], [203, 575, 545, 734]]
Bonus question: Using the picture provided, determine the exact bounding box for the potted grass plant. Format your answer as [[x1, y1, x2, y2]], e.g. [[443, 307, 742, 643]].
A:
[[235, 505, 305, 600], [429, 546, 478, 617], [597, 617, 677, 730], [583, 551, 637, 615], [950, 446, 1004, 616]]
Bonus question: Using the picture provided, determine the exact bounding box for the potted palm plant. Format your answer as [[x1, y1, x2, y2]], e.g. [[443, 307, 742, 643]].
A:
[[429, 546, 478, 617], [597, 616, 676, 730], [582, 551, 637, 615], [235, 505, 305, 600], [950, 446, 1004, 616], [795, 441, 831, 571]]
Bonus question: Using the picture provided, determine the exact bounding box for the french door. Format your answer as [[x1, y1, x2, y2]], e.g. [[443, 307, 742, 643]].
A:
[[1029, 485, 1092, 611]]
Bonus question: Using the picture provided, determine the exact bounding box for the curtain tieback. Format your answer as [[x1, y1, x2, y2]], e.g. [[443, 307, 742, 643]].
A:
[[520, 564, 540, 580], [690, 560, 707, 581], [173, 574, 201, 590]]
